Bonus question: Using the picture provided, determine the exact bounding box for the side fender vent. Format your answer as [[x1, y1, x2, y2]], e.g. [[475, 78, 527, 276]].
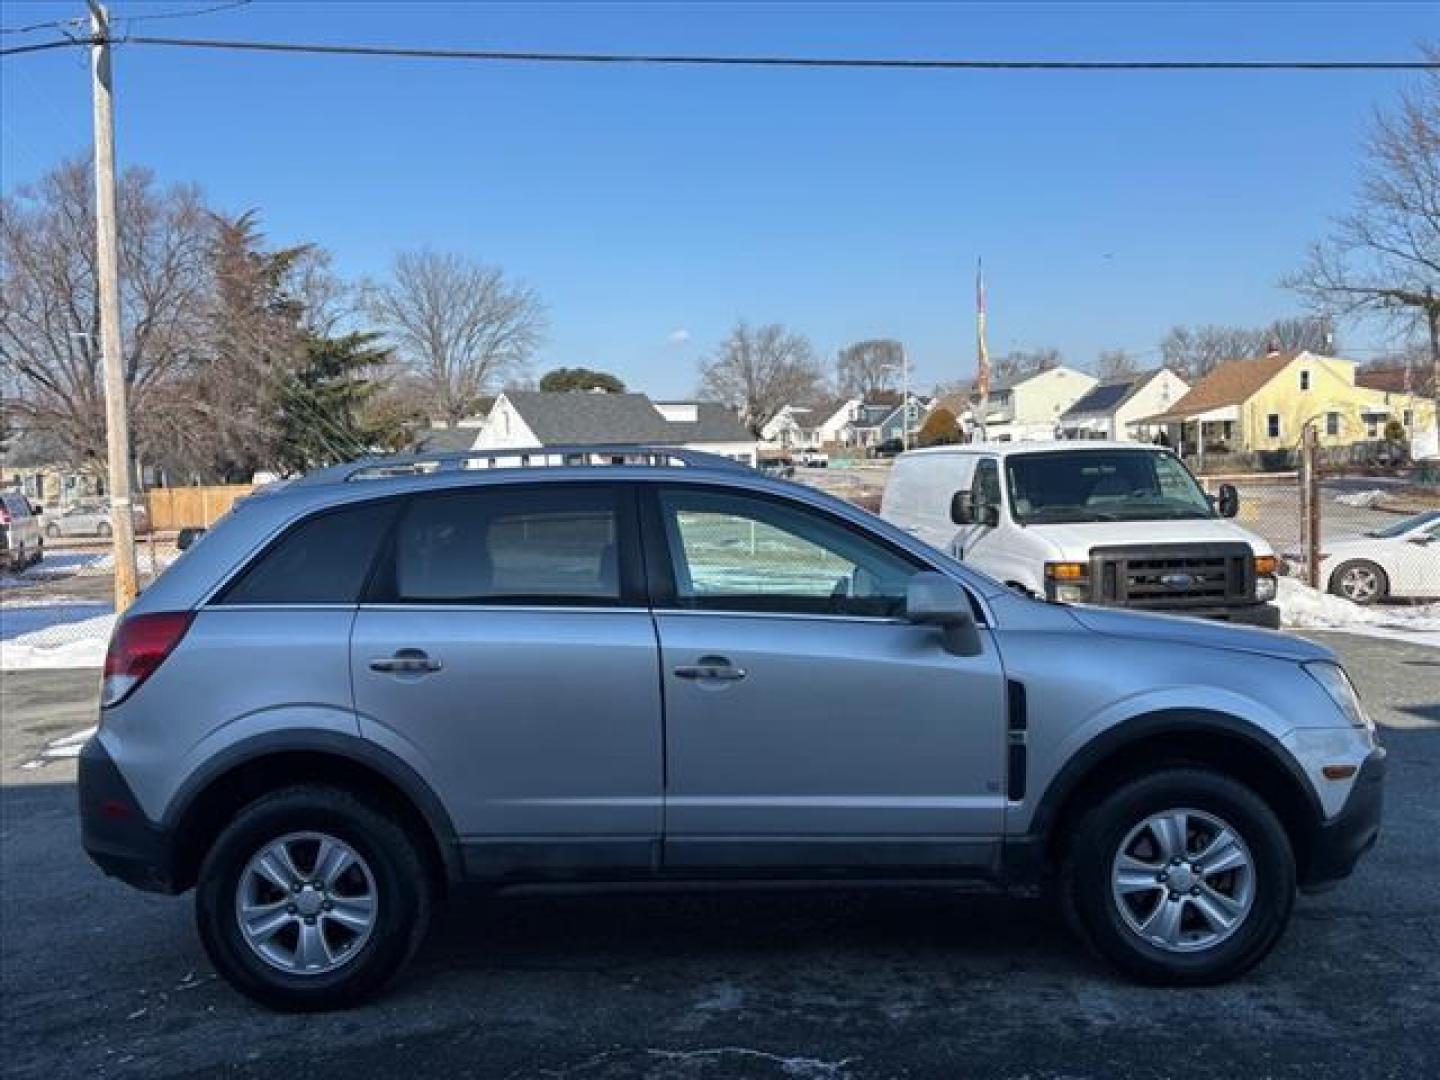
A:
[[1007, 679, 1028, 801]]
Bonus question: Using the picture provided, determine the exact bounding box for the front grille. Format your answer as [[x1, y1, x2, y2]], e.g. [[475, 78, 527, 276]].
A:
[[1090, 544, 1252, 609]]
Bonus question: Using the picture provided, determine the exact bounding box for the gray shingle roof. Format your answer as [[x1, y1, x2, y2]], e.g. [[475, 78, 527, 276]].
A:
[[653, 402, 753, 442], [503, 392, 751, 446], [413, 425, 483, 453]]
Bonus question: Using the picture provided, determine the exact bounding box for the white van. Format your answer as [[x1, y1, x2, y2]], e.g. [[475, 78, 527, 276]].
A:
[[881, 441, 1280, 627]]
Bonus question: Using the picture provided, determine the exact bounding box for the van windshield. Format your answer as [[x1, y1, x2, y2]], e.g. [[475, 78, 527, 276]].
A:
[[1005, 449, 1215, 525]]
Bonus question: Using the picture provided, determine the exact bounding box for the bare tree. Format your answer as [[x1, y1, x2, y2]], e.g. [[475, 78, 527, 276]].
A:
[[697, 321, 826, 435], [366, 250, 545, 426], [0, 159, 210, 467], [1160, 317, 1337, 379], [1096, 349, 1139, 380], [992, 347, 1062, 383], [835, 339, 902, 397], [1288, 51, 1439, 413]]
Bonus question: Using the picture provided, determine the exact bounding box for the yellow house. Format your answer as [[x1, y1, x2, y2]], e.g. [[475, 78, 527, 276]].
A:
[[1146, 350, 1438, 466]]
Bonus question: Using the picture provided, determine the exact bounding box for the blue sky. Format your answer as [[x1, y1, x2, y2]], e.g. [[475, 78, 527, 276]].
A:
[[1, 1, 1434, 397]]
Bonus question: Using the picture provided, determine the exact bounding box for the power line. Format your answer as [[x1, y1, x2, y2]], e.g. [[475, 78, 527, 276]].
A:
[[120, 1, 250, 27], [0, 39, 79, 58], [5, 33, 1437, 69]]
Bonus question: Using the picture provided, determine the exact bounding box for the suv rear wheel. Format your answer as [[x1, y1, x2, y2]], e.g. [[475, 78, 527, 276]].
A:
[[1063, 769, 1295, 985], [195, 785, 432, 1011]]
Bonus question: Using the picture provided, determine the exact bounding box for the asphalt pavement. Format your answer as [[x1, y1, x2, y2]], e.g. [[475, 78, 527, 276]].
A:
[[2, 633, 1437, 1079]]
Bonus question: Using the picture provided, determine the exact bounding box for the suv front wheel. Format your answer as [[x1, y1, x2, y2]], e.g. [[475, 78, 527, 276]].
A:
[[1063, 769, 1295, 985], [195, 785, 433, 1011]]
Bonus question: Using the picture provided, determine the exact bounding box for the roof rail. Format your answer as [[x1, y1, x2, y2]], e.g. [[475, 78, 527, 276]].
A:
[[290, 444, 753, 486]]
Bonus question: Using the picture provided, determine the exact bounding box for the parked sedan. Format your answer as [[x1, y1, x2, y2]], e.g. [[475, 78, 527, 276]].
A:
[[43, 501, 150, 539], [1318, 510, 1440, 604]]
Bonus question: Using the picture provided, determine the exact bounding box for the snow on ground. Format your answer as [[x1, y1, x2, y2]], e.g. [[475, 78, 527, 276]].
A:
[[1333, 488, 1389, 509], [19, 725, 99, 770], [1277, 576, 1440, 647], [0, 611, 115, 669]]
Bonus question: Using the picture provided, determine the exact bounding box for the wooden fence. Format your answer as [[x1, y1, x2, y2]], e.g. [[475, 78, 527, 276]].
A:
[[145, 484, 254, 530]]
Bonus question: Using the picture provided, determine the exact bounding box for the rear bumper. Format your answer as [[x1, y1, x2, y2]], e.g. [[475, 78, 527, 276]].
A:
[[1300, 745, 1386, 892], [78, 737, 182, 895]]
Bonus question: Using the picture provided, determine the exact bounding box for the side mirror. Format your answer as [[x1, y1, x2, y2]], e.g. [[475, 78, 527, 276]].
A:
[[905, 572, 983, 656], [176, 526, 205, 552], [1217, 483, 1240, 519], [1407, 533, 1434, 546], [950, 490, 973, 525]]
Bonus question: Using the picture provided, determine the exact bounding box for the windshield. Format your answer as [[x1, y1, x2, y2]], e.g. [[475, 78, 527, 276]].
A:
[[1005, 449, 1215, 525], [1367, 510, 1440, 539]]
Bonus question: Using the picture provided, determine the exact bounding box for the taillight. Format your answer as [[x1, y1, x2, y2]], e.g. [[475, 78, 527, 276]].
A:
[[101, 611, 194, 708]]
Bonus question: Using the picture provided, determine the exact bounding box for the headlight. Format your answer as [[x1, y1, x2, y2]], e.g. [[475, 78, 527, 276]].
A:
[[1255, 575, 1277, 602], [1304, 661, 1372, 730]]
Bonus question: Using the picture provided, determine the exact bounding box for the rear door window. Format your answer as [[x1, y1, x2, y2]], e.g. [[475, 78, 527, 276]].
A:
[[384, 484, 630, 605], [219, 499, 398, 605]]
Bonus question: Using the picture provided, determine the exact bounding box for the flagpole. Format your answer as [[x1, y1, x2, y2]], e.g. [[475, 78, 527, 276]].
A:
[[974, 258, 990, 443]]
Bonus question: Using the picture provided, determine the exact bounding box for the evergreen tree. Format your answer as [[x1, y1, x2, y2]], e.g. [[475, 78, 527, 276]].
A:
[[274, 331, 401, 473]]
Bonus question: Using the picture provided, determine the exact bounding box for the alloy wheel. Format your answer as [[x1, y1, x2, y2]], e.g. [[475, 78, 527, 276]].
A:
[[1339, 565, 1380, 602], [1110, 808, 1255, 953], [235, 831, 378, 976]]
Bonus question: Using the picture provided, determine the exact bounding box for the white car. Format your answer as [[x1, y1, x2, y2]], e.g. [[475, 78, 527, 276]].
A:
[[1317, 510, 1440, 604]]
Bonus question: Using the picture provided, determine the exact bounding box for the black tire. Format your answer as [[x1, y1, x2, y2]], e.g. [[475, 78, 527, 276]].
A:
[[1329, 559, 1388, 606], [1062, 769, 1295, 986], [96, 521, 112, 538], [195, 785, 433, 1012]]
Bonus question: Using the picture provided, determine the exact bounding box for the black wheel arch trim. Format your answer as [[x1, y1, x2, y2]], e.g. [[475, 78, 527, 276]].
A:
[[162, 729, 464, 882], [1025, 707, 1324, 845]]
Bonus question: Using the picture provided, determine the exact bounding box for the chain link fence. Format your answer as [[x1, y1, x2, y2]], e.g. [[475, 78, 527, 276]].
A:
[[1, 538, 176, 658]]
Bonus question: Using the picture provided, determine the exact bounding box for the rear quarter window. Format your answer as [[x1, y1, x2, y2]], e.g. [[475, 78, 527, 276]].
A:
[[218, 499, 398, 605]]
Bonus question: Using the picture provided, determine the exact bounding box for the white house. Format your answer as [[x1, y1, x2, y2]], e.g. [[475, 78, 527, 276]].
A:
[[972, 365, 1098, 442], [473, 391, 759, 465], [762, 399, 860, 450], [1058, 368, 1191, 442]]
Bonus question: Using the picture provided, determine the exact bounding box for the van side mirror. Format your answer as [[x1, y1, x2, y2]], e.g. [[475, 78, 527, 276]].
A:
[[950, 491, 973, 525], [1217, 483, 1239, 519], [905, 572, 982, 656]]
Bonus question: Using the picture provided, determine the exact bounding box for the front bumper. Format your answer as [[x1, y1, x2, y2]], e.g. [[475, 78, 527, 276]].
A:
[[78, 737, 182, 895], [1300, 745, 1386, 892]]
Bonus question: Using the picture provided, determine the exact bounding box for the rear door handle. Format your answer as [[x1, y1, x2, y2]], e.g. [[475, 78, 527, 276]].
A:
[[674, 658, 747, 681], [370, 649, 442, 674]]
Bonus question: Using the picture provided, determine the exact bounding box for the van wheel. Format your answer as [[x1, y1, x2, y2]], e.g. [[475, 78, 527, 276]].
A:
[[1062, 769, 1294, 985], [195, 785, 433, 1012]]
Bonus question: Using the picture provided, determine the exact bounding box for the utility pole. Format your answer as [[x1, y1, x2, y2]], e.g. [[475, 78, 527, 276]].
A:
[[88, 1, 139, 611], [901, 344, 911, 452]]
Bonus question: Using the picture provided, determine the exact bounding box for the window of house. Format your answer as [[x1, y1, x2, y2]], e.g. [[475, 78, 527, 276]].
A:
[[1326, 412, 1340, 437], [1267, 414, 1281, 439], [658, 488, 921, 617], [1404, 410, 1414, 427], [389, 485, 624, 604], [1300, 370, 1311, 391], [1366, 416, 1380, 439]]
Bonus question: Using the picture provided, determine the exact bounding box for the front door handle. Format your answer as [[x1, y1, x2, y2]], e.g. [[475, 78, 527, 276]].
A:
[[370, 649, 442, 674], [674, 656, 747, 681]]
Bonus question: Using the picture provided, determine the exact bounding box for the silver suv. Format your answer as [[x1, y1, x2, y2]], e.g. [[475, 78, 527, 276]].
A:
[[79, 447, 1384, 1010]]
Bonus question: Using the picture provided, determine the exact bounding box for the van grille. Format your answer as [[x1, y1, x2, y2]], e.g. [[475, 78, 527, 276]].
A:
[[1090, 544, 1253, 609]]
